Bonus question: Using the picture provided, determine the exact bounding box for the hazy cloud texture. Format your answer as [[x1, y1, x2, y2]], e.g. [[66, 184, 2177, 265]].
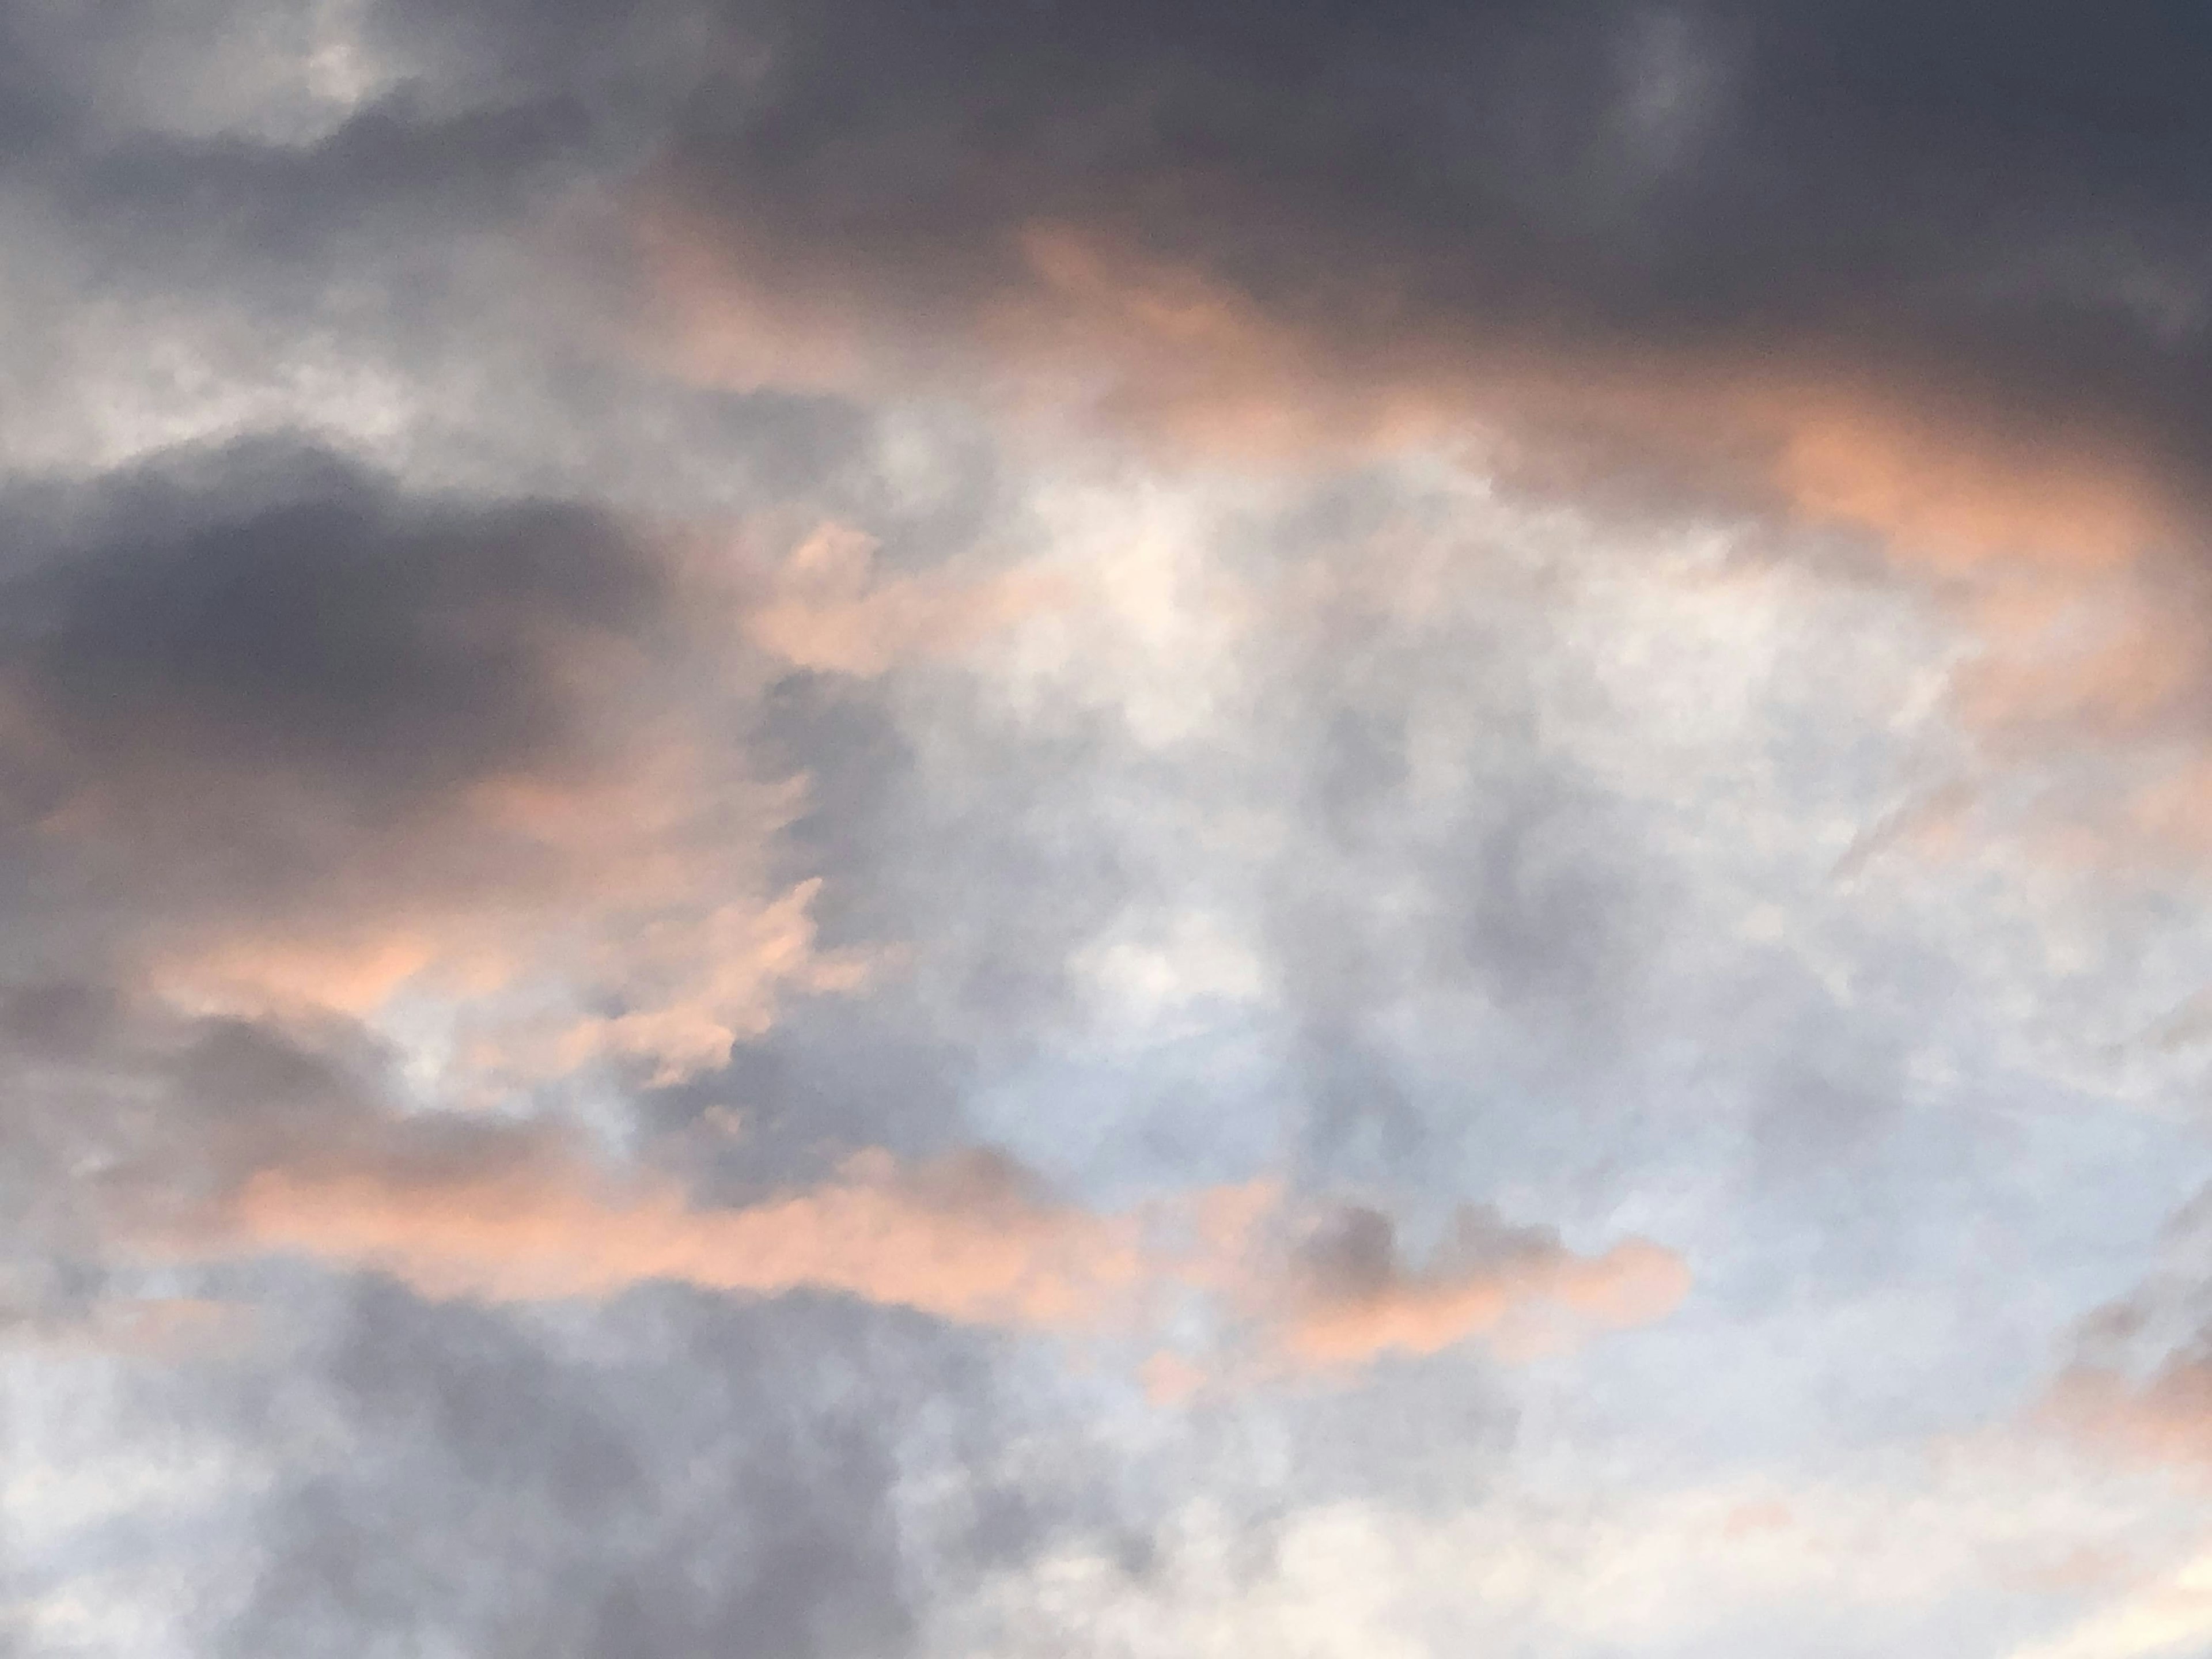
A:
[[7, 5, 2212, 1657]]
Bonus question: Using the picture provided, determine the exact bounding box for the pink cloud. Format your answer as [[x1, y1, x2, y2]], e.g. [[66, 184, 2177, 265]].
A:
[[155, 1127, 1690, 1378]]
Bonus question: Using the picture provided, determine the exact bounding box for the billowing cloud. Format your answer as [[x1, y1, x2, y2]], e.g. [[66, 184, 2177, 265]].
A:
[[620, 1, 2212, 879], [615, 5, 2212, 551], [0, 441, 1075, 1093]]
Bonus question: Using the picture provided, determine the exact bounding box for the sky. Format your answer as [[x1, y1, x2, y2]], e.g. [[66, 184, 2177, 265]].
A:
[[7, 3, 2212, 1656]]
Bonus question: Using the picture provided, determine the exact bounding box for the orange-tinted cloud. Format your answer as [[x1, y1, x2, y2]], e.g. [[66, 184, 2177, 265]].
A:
[[644, 191, 2198, 573], [156, 1124, 1688, 1375], [638, 202, 1467, 464], [744, 522, 1068, 677], [220, 1146, 1153, 1326], [642, 195, 2212, 835], [1279, 1204, 1692, 1367], [140, 747, 846, 1089], [2044, 1360, 2212, 1474], [1952, 573, 2204, 734], [1761, 387, 2180, 575]]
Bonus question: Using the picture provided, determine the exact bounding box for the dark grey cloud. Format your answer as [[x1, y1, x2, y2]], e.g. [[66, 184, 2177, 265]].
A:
[[631, 1, 2212, 497], [13, 0, 2194, 491], [54, 96, 593, 293], [0, 980, 519, 1267], [14, 0, 2209, 503], [2, 0, 623, 221], [0, 439, 687, 977], [13, 0, 2205, 543], [221, 1284, 923, 1659], [0, 985, 1084, 1657], [5, 440, 652, 794]]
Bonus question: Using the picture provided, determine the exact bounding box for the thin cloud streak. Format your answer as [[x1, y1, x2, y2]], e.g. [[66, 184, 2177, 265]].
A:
[[148, 1132, 1688, 1374]]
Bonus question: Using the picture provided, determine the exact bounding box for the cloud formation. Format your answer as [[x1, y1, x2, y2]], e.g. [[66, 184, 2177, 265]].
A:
[[111, 1074, 1690, 1374], [1283, 1203, 1691, 1365], [6, 3, 2212, 1656]]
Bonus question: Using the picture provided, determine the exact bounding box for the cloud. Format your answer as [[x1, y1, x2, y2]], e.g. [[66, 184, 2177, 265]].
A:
[[2037, 1185, 2212, 1483], [2048, 1359, 2212, 1476], [0, 441, 1060, 1088], [0, 1294, 249, 1359], [1282, 1203, 1691, 1366], [623, 5, 2212, 899], [16, 0, 2212, 570], [743, 521, 1068, 679], [608, 0, 2212, 857], [60, 1020, 1688, 1374], [0, 986, 1060, 1659], [2005, 1541, 2212, 1659], [930, 1442, 2197, 1659], [8, 5, 2212, 1654], [612, 3, 2212, 539], [199, 1143, 1156, 1326]]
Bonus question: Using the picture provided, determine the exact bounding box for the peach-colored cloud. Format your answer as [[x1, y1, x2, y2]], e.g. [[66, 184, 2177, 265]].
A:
[[547, 878, 880, 1086], [2005, 1540, 2212, 1659], [1740, 388, 2212, 822], [2124, 762, 2212, 862], [745, 522, 1067, 677], [1139, 1349, 1211, 1407], [642, 196, 2212, 848], [983, 225, 1460, 462], [155, 930, 452, 1018], [219, 1146, 1154, 1325], [1001, 242, 2195, 586], [1761, 388, 2178, 575], [1282, 1218, 1691, 1367], [2004, 1546, 2140, 1596], [1952, 574, 2204, 733], [2044, 1361, 2212, 1474], [1718, 1499, 1796, 1540], [151, 1124, 1688, 1375], [630, 195, 893, 396], [142, 752, 848, 1089], [643, 187, 2198, 569], [638, 202, 1469, 466]]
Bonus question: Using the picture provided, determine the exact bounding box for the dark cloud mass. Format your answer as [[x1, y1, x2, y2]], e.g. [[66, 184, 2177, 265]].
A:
[[0, 440, 688, 983], [5, 442, 649, 790], [16, 1, 2210, 475], [635, 2, 2212, 498]]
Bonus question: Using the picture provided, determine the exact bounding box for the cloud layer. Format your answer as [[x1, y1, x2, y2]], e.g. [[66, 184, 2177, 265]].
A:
[[6, 4, 2212, 1657]]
